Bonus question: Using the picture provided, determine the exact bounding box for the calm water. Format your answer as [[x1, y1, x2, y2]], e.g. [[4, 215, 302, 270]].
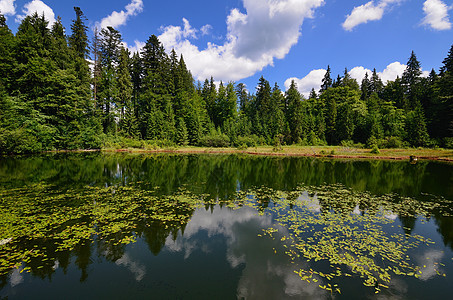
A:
[[0, 153, 452, 299]]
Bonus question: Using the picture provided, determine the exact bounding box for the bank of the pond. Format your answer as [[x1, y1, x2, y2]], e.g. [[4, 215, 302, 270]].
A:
[[96, 146, 453, 162]]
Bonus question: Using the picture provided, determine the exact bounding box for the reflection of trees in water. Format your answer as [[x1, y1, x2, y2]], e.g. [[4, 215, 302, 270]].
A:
[[435, 216, 453, 251], [2, 153, 451, 199]]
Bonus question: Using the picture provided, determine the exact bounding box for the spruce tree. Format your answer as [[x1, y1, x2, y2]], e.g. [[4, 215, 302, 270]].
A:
[[177, 117, 189, 146], [361, 72, 371, 101], [440, 44, 453, 74], [0, 13, 15, 93], [402, 51, 422, 109], [69, 7, 89, 59], [370, 68, 383, 94], [320, 65, 332, 93], [99, 26, 122, 134], [117, 47, 133, 128]]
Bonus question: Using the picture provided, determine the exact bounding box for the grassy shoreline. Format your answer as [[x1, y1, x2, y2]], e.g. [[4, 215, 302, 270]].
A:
[[93, 145, 453, 162]]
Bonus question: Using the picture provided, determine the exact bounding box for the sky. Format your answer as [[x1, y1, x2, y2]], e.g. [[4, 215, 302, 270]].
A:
[[1, 0, 452, 96]]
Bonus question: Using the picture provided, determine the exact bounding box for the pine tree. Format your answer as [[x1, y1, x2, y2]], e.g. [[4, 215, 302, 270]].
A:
[[402, 51, 422, 109], [0, 13, 15, 93], [405, 105, 430, 146], [130, 52, 142, 123], [99, 26, 122, 134], [370, 68, 383, 94], [285, 80, 303, 143], [440, 44, 453, 74], [320, 65, 332, 93], [309, 88, 317, 100], [117, 47, 133, 129], [69, 7, 89, 59], [91, 27, 102, 112], [342, 68, 359, 90], [236, 83, 249, 112], [361, 72, 371, 101], [177, 117, 189, 145]]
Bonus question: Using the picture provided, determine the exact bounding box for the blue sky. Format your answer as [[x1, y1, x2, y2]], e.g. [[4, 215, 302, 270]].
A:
[[1, 0, 452, 96]]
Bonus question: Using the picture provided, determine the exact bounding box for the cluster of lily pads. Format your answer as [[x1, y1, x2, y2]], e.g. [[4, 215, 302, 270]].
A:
[[244, 185, 453, 294], [1, 182, 452, 295]]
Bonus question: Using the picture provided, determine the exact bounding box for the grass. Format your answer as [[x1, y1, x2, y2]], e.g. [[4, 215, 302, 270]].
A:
[[100, 145, 453, 162]]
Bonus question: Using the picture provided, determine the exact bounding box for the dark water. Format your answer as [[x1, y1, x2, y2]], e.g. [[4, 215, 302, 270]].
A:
[[0, 153, 452, 299]]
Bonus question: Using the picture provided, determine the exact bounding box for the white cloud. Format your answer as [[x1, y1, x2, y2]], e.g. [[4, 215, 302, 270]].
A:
[[159, 17, 198, 50], [99, 0, 143, 29], [285, 69, 326, 98], [123, 40, 145, 54], [342, 0, 402, 31], [349, 66, 373, 82], [16, 0, 55, 27], [200, 24, 213, 36], [0, 0, 15, 17], [422, 0, 452, 30], [379, 61, 406, 82], [158, 0, 325, 82], [285, 61, 428, 96]]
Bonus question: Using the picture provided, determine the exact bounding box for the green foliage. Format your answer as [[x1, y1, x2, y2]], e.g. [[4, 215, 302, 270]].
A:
[[0, 128, 42, 154], [370, 145, 380, 154], [443, 137, 453, 149], [177, 117, 189, 146], [235, 135, 259, 147], [199, 130, 230, 147]]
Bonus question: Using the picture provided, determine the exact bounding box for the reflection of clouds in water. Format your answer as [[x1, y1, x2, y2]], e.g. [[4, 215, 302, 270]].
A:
[[383, 211, 398, 221], [372, 277, 408, 300], [10, 265, 24, 287], [115, 253, 146, 281], [52, 259, 59, 271], [353, 204, 361, 215], [297, 191, 321, 213], [166, 205, 326, 299], [416, 249, 444, 281], [165, 206, 271, 260]]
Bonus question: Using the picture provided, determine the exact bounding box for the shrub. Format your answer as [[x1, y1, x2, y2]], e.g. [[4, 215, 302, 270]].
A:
[[0, 128, 42, 154], [235, 136, 258, 147], [443, 137, 453, 149], [237, 143, 248, 150], [199, 133, 230, 147], [370, 145, 380, 154]]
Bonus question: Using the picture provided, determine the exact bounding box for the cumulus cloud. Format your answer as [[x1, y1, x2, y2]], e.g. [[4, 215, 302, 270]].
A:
[[158, 0, 325, 82], [285, 61, 428, 97], [16, 0, 55, 27], [123, 40, 146, 54], [99, 0, 143, 29], [342, 0, 402, 31], [285, 69, 326, 98], [0, 0, 16, 17], [422, 0, 452, 30]]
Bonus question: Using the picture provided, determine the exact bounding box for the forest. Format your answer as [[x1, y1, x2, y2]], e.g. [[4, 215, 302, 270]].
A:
[[0, 7, 452, 154]]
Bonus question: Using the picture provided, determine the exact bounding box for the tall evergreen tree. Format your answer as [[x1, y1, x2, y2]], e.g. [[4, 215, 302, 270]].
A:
[[0, 13, 15, 93], [69, 7, 89, 59], [440, 44, 453, 74], [370, 69, 384, 95], [320, 65, 332, 93], [402, 51, 422, 109], [99, 26, 122, 134], [286, 80, 303, 143]]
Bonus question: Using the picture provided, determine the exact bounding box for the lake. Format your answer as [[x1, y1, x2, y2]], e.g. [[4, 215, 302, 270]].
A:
[[0, 153, 452, 299]]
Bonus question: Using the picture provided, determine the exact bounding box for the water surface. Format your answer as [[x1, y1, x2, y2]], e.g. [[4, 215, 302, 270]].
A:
[[0, 153, 452, 299]]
